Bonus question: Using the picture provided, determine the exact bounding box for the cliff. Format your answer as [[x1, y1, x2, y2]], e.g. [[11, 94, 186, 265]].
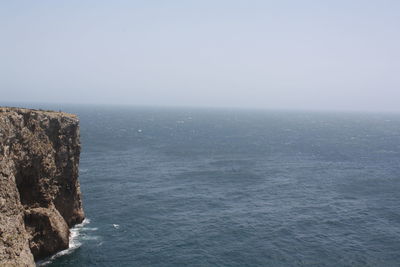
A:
[[0, 107, 84, 266]]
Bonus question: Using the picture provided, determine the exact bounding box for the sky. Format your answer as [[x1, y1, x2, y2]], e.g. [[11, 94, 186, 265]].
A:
[[1, 0, 399, 112]]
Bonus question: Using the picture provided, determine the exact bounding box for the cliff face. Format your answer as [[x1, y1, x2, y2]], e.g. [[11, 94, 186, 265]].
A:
[[0, 107, 84, 266]]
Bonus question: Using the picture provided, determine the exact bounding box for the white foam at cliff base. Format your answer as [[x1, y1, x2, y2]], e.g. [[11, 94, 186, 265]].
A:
[[37, 218, 90, 266]]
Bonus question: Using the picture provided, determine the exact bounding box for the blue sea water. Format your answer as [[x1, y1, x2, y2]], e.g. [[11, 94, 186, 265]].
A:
[[38, 106, 400, 266]]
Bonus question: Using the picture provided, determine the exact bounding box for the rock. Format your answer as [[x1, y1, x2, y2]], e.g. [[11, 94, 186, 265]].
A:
[[24, 207, 69, 260], [0, 107, 85, 266]]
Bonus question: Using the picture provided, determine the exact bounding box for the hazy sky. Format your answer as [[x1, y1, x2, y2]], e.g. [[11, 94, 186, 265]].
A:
[[1, 0, 399, 112]]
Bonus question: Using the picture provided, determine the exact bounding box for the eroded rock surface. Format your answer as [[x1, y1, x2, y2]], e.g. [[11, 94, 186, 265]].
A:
[[0, 107, 84, 266]]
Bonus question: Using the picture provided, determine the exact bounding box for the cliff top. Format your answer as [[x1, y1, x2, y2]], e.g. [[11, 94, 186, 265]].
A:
[[0, 107, 78, 119]]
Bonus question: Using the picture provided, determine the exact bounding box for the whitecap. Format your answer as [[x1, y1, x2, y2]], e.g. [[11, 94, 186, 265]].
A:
[[80, 235, 100, 241], [113, 224, 120, 229], [81, 227, 98, 231]]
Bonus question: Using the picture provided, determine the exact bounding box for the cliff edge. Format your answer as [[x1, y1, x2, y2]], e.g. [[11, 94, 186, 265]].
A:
[[0, 107, 84, 266]]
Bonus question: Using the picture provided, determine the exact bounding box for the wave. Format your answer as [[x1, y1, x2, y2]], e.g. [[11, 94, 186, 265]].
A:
[[79, 168, 89, 173], [37, 218, 91, 266]]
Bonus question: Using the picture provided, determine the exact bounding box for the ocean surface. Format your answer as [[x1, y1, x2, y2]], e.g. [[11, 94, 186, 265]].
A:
[[30, 106, 400, 266]]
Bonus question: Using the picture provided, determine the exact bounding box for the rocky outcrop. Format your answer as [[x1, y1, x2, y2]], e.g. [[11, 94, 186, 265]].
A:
[[0, 107, 84, 266]]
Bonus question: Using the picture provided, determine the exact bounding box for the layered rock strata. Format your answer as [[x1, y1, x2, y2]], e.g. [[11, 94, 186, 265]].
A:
[[0, 107, 84, 266]]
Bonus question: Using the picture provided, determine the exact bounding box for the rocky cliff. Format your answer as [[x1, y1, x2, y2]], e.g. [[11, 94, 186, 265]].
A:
[[0, 107, 84, 266]]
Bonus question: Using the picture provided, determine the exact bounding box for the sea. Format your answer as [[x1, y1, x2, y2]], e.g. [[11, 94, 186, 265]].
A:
[[15, 105, 400, 266]]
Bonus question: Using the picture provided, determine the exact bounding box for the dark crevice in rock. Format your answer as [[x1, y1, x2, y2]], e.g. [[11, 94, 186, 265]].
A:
[[15, 165, 42, 207]]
